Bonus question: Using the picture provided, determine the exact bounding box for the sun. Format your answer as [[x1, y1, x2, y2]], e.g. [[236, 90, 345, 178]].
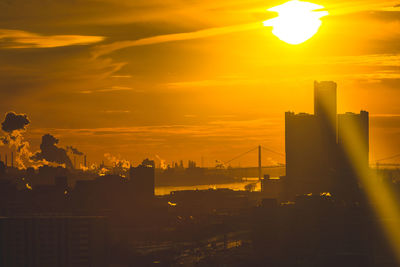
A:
[[263, 0, 328, 45]]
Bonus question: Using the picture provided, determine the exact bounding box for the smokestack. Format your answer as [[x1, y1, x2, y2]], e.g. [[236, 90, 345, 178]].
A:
[[84, 155, 87, 167], [11, 151, 13, 168], [5, 154, 7, 167]]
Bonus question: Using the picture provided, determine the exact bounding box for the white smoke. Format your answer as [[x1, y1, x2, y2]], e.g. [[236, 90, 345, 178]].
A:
[[155, 154, 167, 170], [104, 153, 130, 169], [0, 129, 54, 169], [0, 112, 70, 169], [78, 162, 97, 172], [103, 153, 131, 177]]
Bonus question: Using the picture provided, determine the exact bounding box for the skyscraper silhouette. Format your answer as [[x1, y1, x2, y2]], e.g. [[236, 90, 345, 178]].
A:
[[285, 81, 369, 199]]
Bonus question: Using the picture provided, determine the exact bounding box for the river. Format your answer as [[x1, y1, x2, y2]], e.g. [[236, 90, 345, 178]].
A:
[[155, 178, 262, 196]]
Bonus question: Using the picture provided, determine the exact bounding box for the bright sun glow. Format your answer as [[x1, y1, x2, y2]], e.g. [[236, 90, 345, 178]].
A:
[[263, 0, 328, 45]]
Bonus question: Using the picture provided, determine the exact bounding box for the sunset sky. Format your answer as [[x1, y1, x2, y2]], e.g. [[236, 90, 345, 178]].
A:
[[0, 0, 399, 167]]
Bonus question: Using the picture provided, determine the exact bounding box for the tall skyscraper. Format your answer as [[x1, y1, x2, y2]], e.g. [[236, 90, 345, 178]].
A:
[[284, 81, 369, 199], [314, 80, 337, 125]]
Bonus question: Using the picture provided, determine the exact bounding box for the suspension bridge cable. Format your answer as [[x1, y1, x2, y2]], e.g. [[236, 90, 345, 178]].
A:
[[376, 153, 400, 162], [261, 146, 285, 157], [223, 147, 258, 165]]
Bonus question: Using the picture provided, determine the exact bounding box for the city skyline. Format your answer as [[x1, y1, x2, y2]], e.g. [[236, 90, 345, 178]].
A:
[[0, 78, 395, 169], [0, 78, 397, 169]]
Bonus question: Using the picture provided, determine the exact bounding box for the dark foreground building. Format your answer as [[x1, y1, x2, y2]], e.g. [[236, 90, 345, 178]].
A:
[[285, 81, 369, 199], [129, 160, 155, 199], [252, 196, 396, 267], [0, 216, 108, 267]]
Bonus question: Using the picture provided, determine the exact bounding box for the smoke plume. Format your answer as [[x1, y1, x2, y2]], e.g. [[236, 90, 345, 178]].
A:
[[0, 111, 33, 168], [155, 154, 167, 169], [31, 134, 73, 169], [104, 153, 130, 169], [103, 153, 131, 177], [1, 112, 30, 133], [0, 112, 76, 169], [66, 145, 84, 156]]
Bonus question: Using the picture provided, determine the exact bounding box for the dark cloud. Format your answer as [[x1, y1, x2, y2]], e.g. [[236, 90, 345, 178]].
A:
[[31, 134, 73, 168], [368, 10, 400, 21], [1, 111, 30, 133], [66, 145, 84, 155]]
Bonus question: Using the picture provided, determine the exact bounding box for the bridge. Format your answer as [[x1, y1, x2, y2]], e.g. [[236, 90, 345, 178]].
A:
[[375, 153, 400, 169], [221, 145, 400, 179], [222, 145, 285, 180]]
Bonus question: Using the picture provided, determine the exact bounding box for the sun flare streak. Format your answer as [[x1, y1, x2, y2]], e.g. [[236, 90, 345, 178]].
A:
[[263, 0, 328, 45]]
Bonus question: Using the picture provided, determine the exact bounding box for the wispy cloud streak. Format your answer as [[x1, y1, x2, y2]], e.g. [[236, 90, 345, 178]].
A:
[[0, 29, 105, 49], [80, 86, 134, 94], [92, 22, 262, 58]]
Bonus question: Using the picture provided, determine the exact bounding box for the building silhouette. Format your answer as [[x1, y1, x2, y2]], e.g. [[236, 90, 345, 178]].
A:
[[285, 81, 369, 199], [129, 159, 155, 199], [0, 216, 108, 267]]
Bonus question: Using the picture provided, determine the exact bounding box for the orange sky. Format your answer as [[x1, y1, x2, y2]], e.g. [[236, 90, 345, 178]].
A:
[[0, 0, 399, 167]]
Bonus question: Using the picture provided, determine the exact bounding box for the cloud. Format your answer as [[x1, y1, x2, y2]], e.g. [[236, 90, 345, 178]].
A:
[[327, 1, 400, 16], [92, 22, 261, 58], [370, 114, 400, 117], [164, 76, 259, 89], [80, 86, 135, 94], [184, 114, 197, 118], [261, 54, 400, 84], [0, 29, 105, 49], [317, 54, 400, 83], [111, 75, 132, 78], [326, 54, 400, 67], [102, 110, 131, 114], [1, 111, 30, 133], [28, 118, 283, 141], [0, 51, 126, 102]]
